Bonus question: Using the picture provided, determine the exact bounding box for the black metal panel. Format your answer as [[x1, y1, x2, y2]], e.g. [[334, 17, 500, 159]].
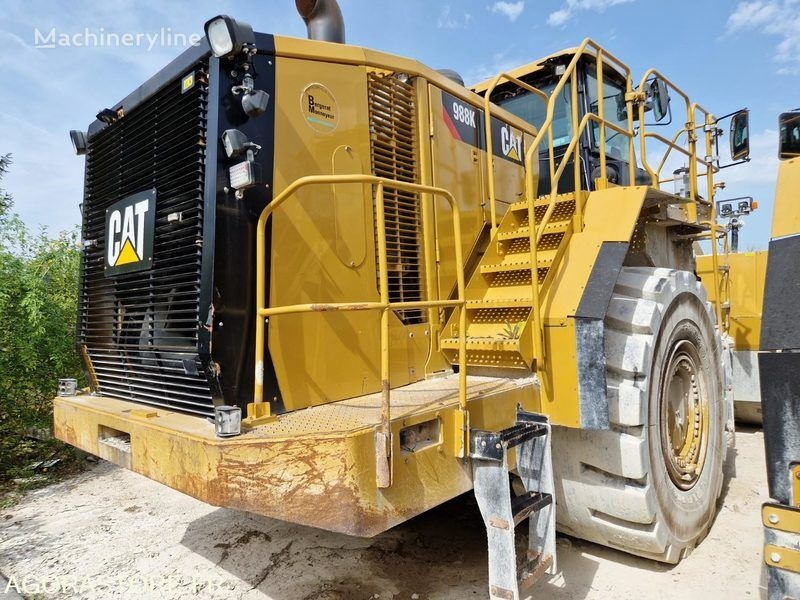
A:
[[88, 41, 211, 139], [78, 32, 281, 417], [761, 235, 800, 351], [759, 351, 800, 504], [575, 242, 628, 319], [203, 40, 282, 412], [574, 242, 628, 430], [79, 60, 213, 416]]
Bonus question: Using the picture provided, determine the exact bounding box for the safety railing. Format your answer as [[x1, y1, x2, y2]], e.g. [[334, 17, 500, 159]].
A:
[[254, 174, 467, 487], [696, 221, 732, 332], [635, 70, 726, 329], [482, 73, 549, 237], [480, 38, 732, 365], [482, 39, 637, 370]]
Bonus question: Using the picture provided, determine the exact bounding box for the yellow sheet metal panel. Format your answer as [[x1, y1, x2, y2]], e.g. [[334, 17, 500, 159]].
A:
[[428, 84, 488, 301], [268, 57, 432, 411], [54, 375, 538, 537], [540, 323, 580, 427], [763, 503, 800, 534], [765, 544, 800, 575], [697, 251, 767, 350], [544, 186, 646, 319], [771, 157, 800, 239]]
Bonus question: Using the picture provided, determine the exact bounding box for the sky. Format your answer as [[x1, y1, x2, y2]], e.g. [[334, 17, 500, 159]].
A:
[[0, 0, 798, 250]]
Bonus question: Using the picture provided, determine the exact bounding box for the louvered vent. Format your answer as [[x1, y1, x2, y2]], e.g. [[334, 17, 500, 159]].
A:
[[367, 72, 425, 325], [78, 63, 213, 417]]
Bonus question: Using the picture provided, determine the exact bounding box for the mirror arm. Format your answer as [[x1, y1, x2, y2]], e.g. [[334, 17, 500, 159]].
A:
[[717, 157, 751, 171]]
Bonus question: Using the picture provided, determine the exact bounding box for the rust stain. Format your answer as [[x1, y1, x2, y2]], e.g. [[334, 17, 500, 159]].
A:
[[310, 303, 372, 312]]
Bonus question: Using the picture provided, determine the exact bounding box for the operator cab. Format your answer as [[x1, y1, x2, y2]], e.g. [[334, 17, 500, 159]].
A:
[[473, 51, 653, 196]]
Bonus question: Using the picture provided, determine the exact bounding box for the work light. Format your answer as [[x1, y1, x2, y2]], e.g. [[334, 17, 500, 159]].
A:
[[70, 130, 88, 155], [221, 128, 250, 158], [214, 405, 241, 437], [204, 15, 255, 58]]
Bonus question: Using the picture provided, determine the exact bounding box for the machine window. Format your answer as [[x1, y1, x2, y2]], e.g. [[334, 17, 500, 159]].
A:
[[586, 69, 630, 162], [780, 112, 800, 160], [495, 81, 574, 148]]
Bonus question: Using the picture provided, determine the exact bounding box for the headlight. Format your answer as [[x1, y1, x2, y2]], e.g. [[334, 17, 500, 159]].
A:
[[203, 15, 255, 58]]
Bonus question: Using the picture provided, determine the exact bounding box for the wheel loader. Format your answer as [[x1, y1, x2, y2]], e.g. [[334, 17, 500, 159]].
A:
[[56, 1, 751, 597], [697, 196, 766, 424], [758, 109, 800, 600]]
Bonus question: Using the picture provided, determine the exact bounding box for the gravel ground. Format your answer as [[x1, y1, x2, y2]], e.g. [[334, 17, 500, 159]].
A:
[[0, 427, 768, 600]]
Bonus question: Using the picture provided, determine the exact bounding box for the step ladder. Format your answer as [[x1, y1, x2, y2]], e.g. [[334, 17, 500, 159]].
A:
[[441, 192, 581, 370], [471, 411, 556, 600]]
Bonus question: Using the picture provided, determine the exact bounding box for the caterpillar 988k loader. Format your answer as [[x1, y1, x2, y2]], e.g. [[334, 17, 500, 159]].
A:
[[56, 1, 751, 596]]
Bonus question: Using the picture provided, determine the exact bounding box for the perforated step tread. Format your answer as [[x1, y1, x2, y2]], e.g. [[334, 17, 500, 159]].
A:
[[510, 192, 577, 212], [440, 337, 521, 351], [497, 221, 569, 241], [480, 249, 556, 274]]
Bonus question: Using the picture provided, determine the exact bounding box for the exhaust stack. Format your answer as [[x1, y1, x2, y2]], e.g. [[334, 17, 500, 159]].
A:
[[295, 0, 345, 44]]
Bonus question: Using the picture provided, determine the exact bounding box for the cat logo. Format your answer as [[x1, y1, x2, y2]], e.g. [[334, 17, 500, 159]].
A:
[[104, 189, 156, 276], [501, 125, 523, 162]]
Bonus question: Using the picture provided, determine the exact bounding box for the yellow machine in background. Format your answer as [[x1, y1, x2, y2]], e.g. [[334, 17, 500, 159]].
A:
[[698, 245, 767, 423], [758, 109, 800, 600], [54, 2, 753, 597]]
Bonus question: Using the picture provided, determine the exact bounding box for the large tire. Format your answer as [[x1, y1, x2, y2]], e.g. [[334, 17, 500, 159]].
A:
[[552, 267, 729, 563]]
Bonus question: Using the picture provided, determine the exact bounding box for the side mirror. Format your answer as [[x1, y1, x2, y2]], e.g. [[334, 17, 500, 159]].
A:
[[779, 111, 800, 160], [648, 78, 670, 122], [730, 109, 750, 161]]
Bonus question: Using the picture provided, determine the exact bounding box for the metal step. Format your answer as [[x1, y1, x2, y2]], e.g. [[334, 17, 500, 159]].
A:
[[472, 412, 557, 600], [497, 221, 569, 242], [465, 299, 533, 309], [440, 337, 521, 352], [512, 491, 553, 527], [480, 250, 556, 275], [509, 192, 577, 212]]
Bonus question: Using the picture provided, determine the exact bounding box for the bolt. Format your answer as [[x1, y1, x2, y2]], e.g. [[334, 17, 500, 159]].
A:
[[795, 470, 800, 480], [768, 513, 780, 525], [481, 440, 486, 447], [495, 443, 502, 450], [770, 552, 782, 564]]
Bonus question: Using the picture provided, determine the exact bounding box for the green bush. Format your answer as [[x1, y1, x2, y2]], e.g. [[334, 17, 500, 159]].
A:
[[0, 154, 85, 496]]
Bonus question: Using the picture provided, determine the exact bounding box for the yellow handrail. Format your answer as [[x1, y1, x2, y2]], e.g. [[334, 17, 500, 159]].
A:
[[479, 40, 730, 370], [254, 174, 468, 486], [516, 39, 635, 369], [482, 72, 551, 236]]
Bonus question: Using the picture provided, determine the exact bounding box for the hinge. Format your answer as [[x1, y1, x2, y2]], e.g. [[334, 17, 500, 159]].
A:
[[625, 91, 646, 104]]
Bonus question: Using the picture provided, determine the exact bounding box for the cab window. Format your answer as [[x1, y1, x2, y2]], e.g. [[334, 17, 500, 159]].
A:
[[586, 68, 630, 162], [494, 81, 574, 149], [780, 112, 800, 160]]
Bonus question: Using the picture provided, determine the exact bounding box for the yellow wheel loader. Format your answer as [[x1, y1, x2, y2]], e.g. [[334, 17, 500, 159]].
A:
[[759, 109, 800, 600], [697, 201, 766, 424], [56, 2, 751, 596]]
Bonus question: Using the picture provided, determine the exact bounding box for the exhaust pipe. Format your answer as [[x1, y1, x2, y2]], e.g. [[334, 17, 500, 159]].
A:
[[295, 0, 345, 44]]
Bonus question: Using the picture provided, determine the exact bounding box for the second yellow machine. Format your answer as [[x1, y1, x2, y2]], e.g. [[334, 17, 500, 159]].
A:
[[56, 1, 751, 596]]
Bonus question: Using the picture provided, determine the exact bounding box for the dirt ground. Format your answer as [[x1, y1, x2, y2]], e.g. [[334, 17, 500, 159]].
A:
[[0, 427, 768, 600]]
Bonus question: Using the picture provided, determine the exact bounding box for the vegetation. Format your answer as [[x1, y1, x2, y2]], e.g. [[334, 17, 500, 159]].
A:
[[0, 154, 86, 505]]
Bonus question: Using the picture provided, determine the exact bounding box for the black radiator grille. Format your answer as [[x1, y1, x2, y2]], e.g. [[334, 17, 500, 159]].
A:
[[78, 63, 214, 417], [367, 72, 426, 326]]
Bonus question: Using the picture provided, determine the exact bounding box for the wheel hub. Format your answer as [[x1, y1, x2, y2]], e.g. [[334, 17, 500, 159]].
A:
[[659, 339, 709, 490]]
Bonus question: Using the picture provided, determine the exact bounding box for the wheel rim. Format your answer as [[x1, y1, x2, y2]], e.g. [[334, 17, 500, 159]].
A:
[[659, 339, 709, 490]]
